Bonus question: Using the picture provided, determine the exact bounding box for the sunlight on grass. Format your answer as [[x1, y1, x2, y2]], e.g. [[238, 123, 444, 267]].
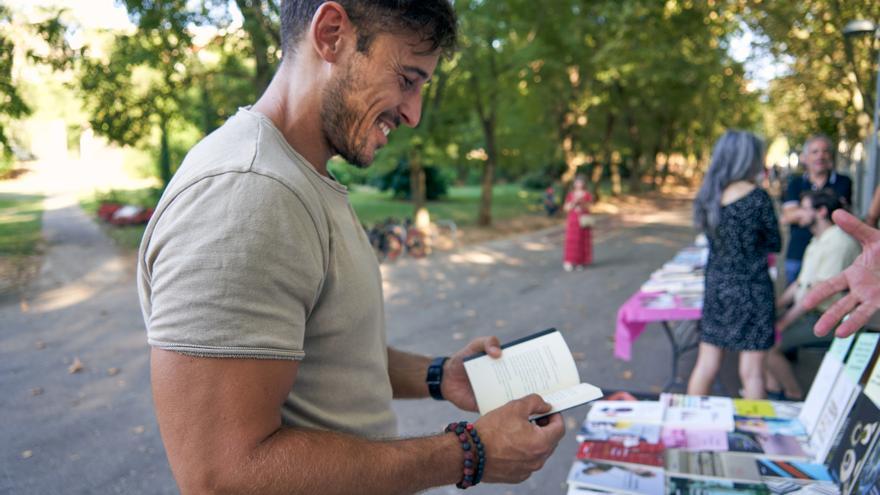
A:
[[0, 195, 43, 256]]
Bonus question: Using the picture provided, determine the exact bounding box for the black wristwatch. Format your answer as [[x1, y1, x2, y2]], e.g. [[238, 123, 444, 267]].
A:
[[426, 356, 449, 401]]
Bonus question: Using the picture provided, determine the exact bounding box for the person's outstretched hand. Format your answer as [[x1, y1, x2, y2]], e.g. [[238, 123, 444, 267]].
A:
[[802, 209, 880, 337]]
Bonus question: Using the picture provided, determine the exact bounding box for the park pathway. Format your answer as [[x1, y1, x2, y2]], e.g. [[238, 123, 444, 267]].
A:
[[0, 159, 172, 494], [0, 159, 698, 494]]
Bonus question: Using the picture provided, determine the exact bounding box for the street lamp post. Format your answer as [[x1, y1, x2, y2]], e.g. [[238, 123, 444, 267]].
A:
[[843, 20, 880, 217]]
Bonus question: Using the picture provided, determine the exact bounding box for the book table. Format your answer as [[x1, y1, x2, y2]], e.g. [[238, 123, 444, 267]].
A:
[[615, 290, 702, 392]]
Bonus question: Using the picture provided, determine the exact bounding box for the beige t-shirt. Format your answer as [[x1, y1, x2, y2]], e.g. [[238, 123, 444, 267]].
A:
[[138, 108, 397, 438], [795, 224, 861, 311]]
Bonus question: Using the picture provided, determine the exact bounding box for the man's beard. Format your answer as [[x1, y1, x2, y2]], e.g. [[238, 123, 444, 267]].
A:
[[320, 65, 372, 169]]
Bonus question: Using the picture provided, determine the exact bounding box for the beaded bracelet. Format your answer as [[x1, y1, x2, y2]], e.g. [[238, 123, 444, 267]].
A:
[[445, 421, 486, 489]]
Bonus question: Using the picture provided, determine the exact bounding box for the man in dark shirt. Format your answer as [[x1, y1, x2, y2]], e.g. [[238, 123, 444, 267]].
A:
[[781, 134, 852, 285]]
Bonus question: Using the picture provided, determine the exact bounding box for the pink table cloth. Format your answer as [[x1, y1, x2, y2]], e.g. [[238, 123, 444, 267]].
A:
[[614, 291, 702, 361]]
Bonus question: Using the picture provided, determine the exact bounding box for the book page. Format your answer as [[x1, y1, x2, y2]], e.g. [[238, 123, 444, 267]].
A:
[[533, 383, 603, 420], [464, 329, 582, 415]]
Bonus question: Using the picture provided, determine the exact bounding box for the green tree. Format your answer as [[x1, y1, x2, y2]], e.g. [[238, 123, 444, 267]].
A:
[[0, 5, 31, 164]]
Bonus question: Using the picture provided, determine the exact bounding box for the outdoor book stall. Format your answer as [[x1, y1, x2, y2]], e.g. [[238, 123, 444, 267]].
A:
[[566, 331, 880, 494], [615, 245, 707, 391]]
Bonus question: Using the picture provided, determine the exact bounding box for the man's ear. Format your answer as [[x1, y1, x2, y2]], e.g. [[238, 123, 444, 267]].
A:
[[309, 2, 353, 63]]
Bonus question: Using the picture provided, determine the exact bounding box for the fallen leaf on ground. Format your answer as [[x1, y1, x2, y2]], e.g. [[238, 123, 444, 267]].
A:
[[34, 340, 46, 350], [68, 358, 84, 374], [21, 450, 32, 459], [131, 425, 145, 435], [452, 332, 465, 341], [565, 417, 578, 430], [107, 367, 119, 376], [571, 352, 586, 361], [495, 320, 506, 328], [20, 300, 29, 313], [621, 370, 633, 380], [30, 387, 43, 396]]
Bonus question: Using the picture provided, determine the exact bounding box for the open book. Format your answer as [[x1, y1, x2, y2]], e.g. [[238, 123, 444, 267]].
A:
[[463, 328, 603, 419]]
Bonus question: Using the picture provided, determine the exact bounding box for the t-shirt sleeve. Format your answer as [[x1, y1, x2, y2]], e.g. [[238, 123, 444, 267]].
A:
[[141, 172, 325, 360]]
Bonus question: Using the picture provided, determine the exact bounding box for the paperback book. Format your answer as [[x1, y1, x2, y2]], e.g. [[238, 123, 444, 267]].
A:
[[576, 440, 665, 467], [661, 394, 735, 432], [577, 420, 662, 446], [664, 450, 762, 483], [566, 459, 664, 495], [463, 328, 603, 418]]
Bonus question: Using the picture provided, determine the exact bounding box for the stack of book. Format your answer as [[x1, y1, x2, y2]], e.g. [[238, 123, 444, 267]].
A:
[[640, 246, 708, 304], [566, 331, 880, 494]]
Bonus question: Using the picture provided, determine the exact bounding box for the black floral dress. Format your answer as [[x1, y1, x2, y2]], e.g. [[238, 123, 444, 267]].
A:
[[702, 188, 781, 351]]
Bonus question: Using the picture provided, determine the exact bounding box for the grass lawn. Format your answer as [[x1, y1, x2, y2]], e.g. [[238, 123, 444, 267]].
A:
[[80, 195, 149, 251], [349, 183, 545, 226], [0, 194, 43, 256]]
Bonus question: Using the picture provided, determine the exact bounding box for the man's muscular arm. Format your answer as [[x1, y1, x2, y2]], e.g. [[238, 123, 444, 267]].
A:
[[152, 347, 563, 494], [151, 348, 460, 495]]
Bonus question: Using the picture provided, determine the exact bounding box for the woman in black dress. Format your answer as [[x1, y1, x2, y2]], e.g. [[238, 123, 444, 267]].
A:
[[687, 131, 781, 399]]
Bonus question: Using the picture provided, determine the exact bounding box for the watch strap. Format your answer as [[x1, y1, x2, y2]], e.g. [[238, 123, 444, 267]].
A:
[[426, 356, 449, 401]]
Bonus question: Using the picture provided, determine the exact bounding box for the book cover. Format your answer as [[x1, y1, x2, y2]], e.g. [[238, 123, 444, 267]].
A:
[[757, 460, 834, 482], [463, 328, 603, 417], [763, 479, 842, 495], [842, 333, 880, 385], [662, 428, 729, 451], [865, 357, 880, 407], [827, 393, 880, 495], [800, 352, 846, 437], [661, 394, 735, 432], [576, 440, 665, 467], [735, 417, 808, 438], [847, 435, 880, 495], [577, 420, 662, 445], [566, 459, 664, 495], [666, 476, 771, 494], [809, 374, 860, 463], [664, 450, 762, 483], [735, 399, 778, 417], [587, 400, 665, 425], [770, 401, 804, 420], [727, 431, 810, 460]]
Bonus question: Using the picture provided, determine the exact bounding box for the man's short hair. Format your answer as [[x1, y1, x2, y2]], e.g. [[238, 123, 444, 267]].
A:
[[280, 1, 457, 59], [803, 133, 833, 152], [802, 189, 844, 222]]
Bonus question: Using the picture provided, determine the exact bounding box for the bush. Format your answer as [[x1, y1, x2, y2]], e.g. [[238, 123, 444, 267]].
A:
[[374, 159, 449, 200], [328, 160, 370, 188], [520, 162, 567, 190]]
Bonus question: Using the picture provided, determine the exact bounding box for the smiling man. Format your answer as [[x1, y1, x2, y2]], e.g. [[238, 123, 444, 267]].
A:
[[137, 2, 565, 494]]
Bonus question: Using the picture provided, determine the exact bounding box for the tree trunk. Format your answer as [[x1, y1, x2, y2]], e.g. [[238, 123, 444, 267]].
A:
[[610, 156, 623, 196], [478, 119, 497, 227], [235, 0, 274, 93], [409, 148, 427, 225], [159, 118, 171, 189]]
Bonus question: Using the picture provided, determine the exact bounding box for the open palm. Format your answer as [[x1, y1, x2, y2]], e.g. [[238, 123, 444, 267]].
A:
[[803, 210, 880, 337]]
